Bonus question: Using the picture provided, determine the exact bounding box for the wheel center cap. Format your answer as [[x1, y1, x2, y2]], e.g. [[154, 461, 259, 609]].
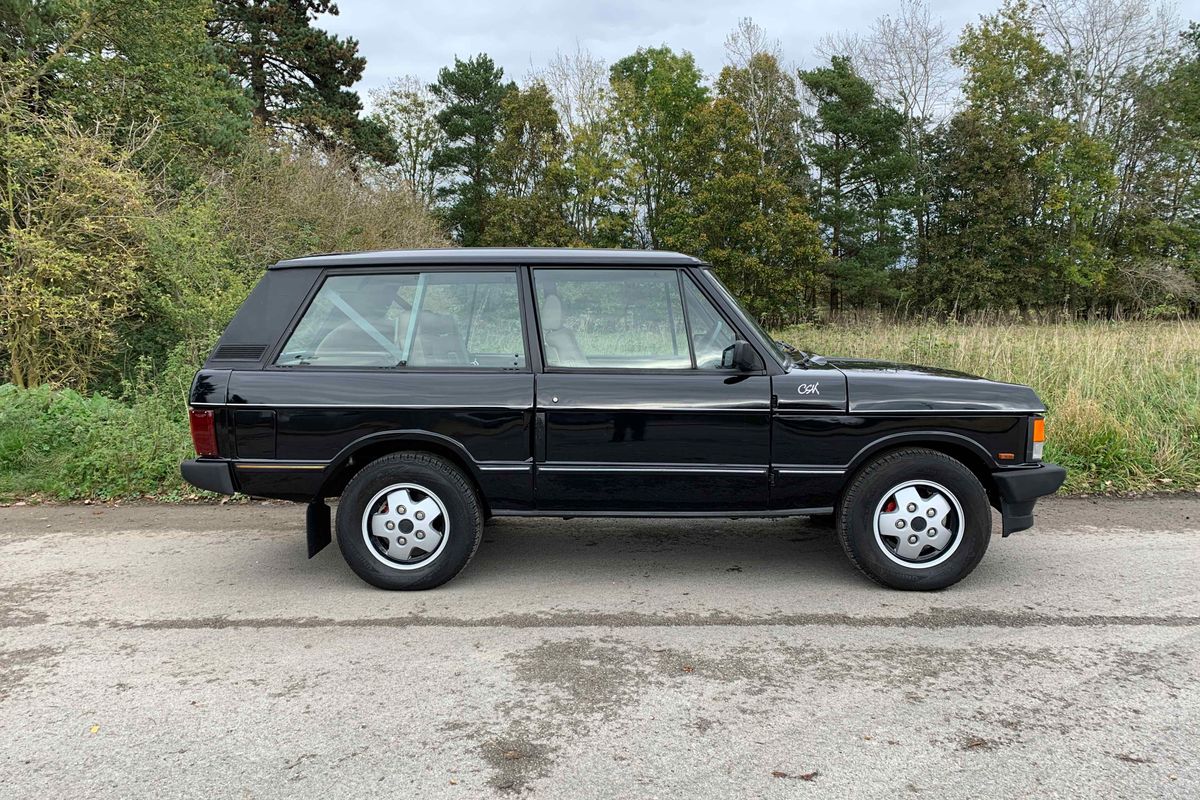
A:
[[911, 517, 927, 532], [398, 519, 415, 534]]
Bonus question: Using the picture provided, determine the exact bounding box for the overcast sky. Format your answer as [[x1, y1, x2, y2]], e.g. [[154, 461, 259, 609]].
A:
[[318, 0, 1008, 107]]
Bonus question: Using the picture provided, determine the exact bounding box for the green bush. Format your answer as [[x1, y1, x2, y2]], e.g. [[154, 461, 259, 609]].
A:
[[0, 340, 205, 501]]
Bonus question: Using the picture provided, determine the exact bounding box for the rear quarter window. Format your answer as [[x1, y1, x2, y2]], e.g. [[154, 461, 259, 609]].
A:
[[275, 271, 526, 369]]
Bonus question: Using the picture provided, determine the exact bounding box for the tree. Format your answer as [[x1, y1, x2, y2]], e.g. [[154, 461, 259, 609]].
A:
[[482, 82, 574, 246], [660, 97, 823, 324], [537, 45, 621, 244], [820, 1, 954, 266], [609, 47, 709, 248], [428, 53, 514, 245], [0, 0, 250, 167], [208, 0, 395, 163], [1099, 23, 1200, 313], [0, 90, 147, 388], [1034, 0, 1176, 141], [923, 1, 1114, 311], [371, 75, 445, 205], [717, 18, 804, 187], [800, 56, 913, 310]]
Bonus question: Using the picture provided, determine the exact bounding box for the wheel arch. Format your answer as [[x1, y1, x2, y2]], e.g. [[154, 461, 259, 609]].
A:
[[841, 432, 1000, 506], [317, 431, 489, 514]]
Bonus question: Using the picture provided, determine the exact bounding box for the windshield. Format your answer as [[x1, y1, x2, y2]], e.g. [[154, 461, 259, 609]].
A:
[[701, 269, 791, 367]]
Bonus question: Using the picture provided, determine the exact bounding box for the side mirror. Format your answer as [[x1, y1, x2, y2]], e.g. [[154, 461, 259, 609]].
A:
[[720, 340, 761, 372]]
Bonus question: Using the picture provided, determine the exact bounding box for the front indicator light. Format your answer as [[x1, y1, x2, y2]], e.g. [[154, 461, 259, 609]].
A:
[[1031, 417, 1045, 461]]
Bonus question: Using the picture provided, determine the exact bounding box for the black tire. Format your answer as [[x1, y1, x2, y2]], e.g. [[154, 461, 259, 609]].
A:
[[837, 448, 990, 591], [336, 452, 483, 590]]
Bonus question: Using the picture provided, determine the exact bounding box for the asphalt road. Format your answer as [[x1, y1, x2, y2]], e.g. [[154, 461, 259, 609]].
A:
[[1, 497, 1197, 799]]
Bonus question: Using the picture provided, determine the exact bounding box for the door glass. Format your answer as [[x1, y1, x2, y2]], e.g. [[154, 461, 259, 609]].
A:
[[276, 271, 525, 369], [682, 278, 737, 369], [533, 269, 690, 369]]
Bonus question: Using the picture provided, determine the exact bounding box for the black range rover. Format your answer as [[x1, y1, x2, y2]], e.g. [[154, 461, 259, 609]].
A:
[[182, 248, 1065, 591]]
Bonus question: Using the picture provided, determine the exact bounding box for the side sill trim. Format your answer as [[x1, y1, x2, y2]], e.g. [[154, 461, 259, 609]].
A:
[[538, 464, 767, 475], [492, 507, 834, 519], [191, 402, 529, 411], [235, 461, 327, 471]]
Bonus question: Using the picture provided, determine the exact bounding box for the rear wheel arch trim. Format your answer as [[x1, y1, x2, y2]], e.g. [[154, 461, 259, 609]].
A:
[[319, 430, 487, 502]]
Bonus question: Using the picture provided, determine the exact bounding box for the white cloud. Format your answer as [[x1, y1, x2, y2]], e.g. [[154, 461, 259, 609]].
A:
[[318, 0, 1002, 108]]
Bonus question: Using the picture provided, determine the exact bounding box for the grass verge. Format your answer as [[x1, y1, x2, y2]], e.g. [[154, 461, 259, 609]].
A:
[[1, 321, 1197, 500]]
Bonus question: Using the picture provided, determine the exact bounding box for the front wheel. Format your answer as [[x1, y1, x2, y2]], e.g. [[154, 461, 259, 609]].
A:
[[837, 448, 991, 590], [336, 452, 483, 590]]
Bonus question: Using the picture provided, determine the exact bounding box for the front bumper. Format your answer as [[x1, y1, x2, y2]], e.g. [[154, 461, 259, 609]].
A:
[[991, 463, 1066, 535], [181, 459, 237, 495]]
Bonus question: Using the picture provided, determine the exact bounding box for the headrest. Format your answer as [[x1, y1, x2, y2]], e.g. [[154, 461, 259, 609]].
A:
[[542, 295, 563, 330]]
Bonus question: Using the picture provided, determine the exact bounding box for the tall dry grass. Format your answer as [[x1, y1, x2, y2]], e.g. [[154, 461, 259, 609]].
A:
[[775, 319, 1200, 494]]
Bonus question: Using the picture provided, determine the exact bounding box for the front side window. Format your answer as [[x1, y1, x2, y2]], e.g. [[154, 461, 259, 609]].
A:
[[276, 271, 525, 369], [701, 269, 787, 366], [533, 269, 690, 369], [682, 277, 737, 369]]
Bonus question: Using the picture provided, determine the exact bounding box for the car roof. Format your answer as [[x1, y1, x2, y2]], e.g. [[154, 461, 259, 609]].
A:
[[269, 247, 707, 269]]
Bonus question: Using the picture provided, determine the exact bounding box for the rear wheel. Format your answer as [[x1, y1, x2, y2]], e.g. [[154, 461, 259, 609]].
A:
[[336, 452, 483, 590], [837, 448, 990, 590]]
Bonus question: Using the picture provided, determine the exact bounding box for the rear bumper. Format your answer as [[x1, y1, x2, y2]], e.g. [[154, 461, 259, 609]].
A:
[[991, 463, 1066, 536], [181, 459, 237, 496]]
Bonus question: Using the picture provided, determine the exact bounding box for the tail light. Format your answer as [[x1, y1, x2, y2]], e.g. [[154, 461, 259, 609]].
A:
[[1030, 417, 1045, 462], [189, 408, 219, 457]]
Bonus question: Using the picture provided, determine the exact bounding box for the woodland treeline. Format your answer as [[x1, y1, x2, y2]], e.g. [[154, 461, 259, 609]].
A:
[[1, 0, 1198, 392], [388, 1, 1200, 321]]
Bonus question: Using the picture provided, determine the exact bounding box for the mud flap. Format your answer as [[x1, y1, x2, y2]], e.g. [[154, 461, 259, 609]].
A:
[[306, 501, 331, 558]]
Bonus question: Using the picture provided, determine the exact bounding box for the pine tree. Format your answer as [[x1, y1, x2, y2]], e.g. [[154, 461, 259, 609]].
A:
[[208, 0, 395, 163], [800, 56, 913, 310], [428, 54, 514, 245]]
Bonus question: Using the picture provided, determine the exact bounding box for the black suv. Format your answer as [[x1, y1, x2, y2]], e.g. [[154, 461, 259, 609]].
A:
[[182, 248, 1065, 591]]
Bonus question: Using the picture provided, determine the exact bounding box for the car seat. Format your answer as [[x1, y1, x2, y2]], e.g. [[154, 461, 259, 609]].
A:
[[540, 295, 588, 367]]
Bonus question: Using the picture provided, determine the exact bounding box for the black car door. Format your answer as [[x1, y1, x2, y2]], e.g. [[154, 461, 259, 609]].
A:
[[529, 267, 772, 513]]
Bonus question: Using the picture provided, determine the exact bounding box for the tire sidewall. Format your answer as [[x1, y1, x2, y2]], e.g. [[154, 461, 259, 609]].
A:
[[840, 450, 991, 590], [337, 455, 481, 590]]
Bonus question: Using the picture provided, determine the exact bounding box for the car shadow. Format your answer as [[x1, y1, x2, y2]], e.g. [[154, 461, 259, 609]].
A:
[[294, 514, 868, 593]]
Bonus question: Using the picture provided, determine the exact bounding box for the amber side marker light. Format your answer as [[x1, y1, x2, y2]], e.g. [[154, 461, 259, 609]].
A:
[[1031, 417, 1046, 461], [189, 408, 219, 457]]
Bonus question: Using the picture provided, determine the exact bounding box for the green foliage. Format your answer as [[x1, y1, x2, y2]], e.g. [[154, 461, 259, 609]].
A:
[[429, 54, 515, 245], [716, 51, 804, 187], [0, 90, 147, 389], [609, 47, 710, 248], [659, 98, 823, 324], [800, 56, 914, 310], [209, 0, 395, 163], [0, 0, 251, 174], [371, 76, 445, 205], [0, 343, 200, 500], [482, 82, 576, 246], [919, 1, 1117, 311]]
